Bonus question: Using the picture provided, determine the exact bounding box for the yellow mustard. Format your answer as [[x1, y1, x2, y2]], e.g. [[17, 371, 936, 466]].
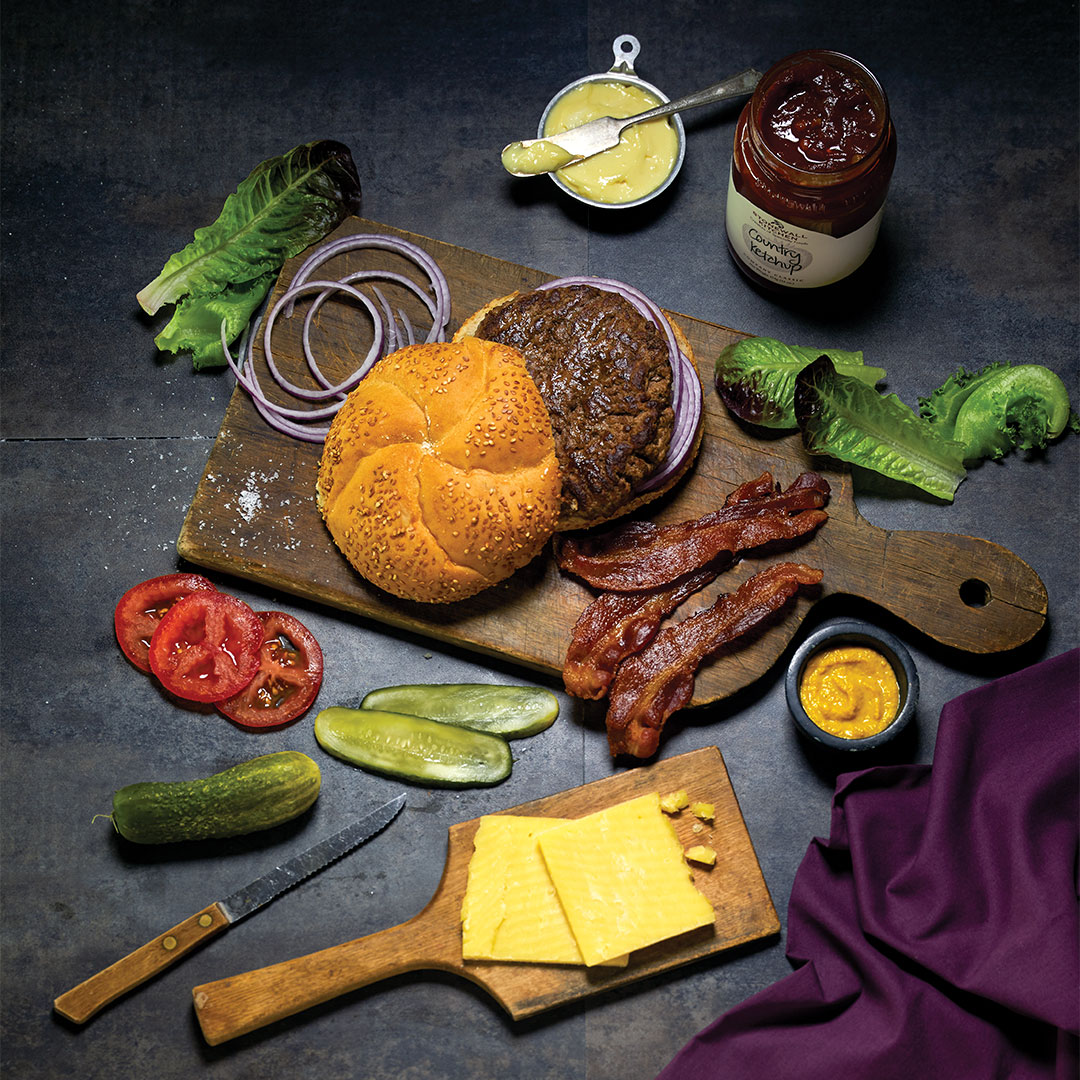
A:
[[501, 139, 577, 175], [799, 646, 900, 740], [543, 80, 679, 204]]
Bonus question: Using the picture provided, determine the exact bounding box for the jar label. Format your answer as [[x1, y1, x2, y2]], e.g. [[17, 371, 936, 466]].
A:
[[725, 171, 884, 288]]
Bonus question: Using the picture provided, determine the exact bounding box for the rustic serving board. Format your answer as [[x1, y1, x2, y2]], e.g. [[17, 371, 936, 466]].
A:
[[191, 746, 776, 1044], [177, 218, 1048, 705]]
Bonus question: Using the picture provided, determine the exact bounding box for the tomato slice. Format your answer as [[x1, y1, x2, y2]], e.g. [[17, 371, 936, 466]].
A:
[[114, 573, 218, 672], [148, 592, 265, 703], [216, 611, 324, 729]]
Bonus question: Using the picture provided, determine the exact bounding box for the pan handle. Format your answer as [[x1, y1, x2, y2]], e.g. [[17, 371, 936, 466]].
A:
[[840, 528, 1047, 653]]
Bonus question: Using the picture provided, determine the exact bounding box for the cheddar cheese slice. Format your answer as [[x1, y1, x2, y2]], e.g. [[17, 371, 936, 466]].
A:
[[538, 792, 715, 966], [461, 815, 613, 964]]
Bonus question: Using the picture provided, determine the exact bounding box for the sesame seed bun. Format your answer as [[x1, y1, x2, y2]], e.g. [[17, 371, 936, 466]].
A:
[[317, 338, 562, 603]]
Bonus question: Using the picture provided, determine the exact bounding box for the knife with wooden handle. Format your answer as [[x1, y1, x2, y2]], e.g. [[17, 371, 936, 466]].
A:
[[53, 793, 406, 1024]]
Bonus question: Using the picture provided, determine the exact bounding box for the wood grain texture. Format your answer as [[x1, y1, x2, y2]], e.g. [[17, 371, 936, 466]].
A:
[[191, 746, 775, 1044], [177, 218, 1047, 705], [54, 902, 229, 1024]]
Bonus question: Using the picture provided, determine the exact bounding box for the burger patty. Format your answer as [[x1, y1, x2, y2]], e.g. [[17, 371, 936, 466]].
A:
[[474, 284, 674, 527]]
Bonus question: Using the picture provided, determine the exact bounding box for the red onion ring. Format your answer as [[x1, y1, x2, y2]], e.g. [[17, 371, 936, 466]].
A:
[[639, 346, 702, 492], [262, 280, 384, 402], [534, 276, 703, 493], [224, 234, 452, 443], [225, 307, 347, 422], [286, 234, 451, 334], [222, 321, 331, 443], [301, 271, 439, 383]]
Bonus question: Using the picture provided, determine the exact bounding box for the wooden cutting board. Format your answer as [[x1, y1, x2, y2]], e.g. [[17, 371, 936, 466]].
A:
[[191, 746, 776, 1044], [177, 218, 1047, 705]]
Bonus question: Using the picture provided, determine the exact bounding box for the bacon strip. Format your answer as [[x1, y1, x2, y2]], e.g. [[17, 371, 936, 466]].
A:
[[724, 472, 779, 505], [563, 568, 717, 700], [555, 472, 830, 591], [605, 562, 824, 759]]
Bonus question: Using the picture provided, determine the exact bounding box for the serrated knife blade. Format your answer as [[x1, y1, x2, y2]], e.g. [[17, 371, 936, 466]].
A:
[[53, 793, 406, 1024], [218, 793, 405, 922]]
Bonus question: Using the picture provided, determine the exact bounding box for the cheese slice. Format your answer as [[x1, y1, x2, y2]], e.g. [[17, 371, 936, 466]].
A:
[[538, 792, 715, 966], [461, 815, 617, 964]]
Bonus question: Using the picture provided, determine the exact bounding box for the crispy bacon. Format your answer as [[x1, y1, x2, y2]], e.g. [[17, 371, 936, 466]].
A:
[[563, 568, 717, 699], [724, 472, 779, 504], [605, 562, 824, 759], [555, 472, 830, 591]]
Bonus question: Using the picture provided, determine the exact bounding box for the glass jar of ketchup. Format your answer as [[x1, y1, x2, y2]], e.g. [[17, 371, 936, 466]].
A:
[[726, 50, 896, 289]]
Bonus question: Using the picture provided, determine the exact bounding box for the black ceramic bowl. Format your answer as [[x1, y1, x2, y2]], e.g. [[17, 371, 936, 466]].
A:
[[785, 620, 919, 751]]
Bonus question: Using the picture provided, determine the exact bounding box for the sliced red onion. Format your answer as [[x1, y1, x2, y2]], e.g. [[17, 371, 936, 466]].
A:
[[226, 318, 342, 422], [224, 233, 452, 443], [263, 279, 383, 402], [639, 347, 702, 493], [285, 233, 451, 337], [534, 276, 702, 493], [222, 320, 331, 442]]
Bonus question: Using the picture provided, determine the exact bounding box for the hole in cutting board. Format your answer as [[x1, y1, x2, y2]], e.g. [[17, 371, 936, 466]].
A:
[[959, 578, 992, 607]]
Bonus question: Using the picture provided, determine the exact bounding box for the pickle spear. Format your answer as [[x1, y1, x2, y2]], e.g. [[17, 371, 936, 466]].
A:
[[314, 707, 513, 787], [359, 684, 558, 739]]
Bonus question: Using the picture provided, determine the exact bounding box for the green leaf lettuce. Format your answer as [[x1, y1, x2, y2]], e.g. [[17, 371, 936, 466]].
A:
[[714, 336, 886, 429], [918, 362, 1077, 463]]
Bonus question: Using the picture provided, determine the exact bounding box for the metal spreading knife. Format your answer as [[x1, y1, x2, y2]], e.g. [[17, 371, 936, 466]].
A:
[[53, 792, 406, 1024], [501, 67, 763, 176]]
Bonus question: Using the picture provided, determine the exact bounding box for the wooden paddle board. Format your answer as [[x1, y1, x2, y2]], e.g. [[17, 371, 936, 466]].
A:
[[191, 745, 777, 1044], [177, 218, 1047, 705]]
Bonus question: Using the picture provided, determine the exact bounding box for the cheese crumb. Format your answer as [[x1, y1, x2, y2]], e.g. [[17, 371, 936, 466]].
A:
[[659, 789, 689, 814], [691, 802, 715, 822], [684, 845, 717, 866]]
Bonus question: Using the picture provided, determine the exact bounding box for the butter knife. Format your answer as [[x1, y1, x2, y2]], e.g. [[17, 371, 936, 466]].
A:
[[53, 793, 406, 1024], [501, 67, 763, 176]]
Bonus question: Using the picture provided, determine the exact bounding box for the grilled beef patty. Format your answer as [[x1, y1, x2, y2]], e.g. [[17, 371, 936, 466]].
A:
[[474, 284, 674, 527]]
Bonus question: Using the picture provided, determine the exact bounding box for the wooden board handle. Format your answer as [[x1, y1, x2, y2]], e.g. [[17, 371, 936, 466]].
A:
[[192, 916, 446, 1046], [54, 902, 229, 1024], [849, 529, 1047, 653]]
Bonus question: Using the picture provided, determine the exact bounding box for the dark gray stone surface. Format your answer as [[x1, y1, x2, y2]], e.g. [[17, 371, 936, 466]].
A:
[[2, 1, 1076, 1077]]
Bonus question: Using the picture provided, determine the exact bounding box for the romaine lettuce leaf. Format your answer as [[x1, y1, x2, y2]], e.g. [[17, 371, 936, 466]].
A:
[[795, 356, 967, 502], [714, 336, 886, 428], [153, 272, 275, 370], [918, 362, 1077, 462], [138, 140, 360, 317]]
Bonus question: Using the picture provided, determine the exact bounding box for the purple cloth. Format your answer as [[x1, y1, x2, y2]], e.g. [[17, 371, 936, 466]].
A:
[[659, 649, 1079, 1080]]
